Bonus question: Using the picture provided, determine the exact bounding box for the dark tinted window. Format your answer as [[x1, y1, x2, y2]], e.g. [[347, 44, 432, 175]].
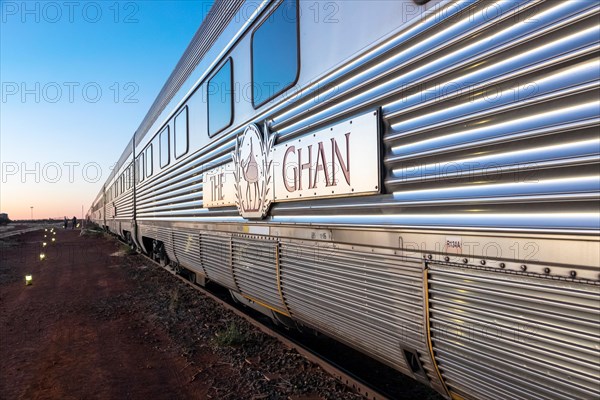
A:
[[137, 155, 144, 183], [160, 127, 170, 168], [252, 0, 298, 107], [174, 106, 189, 158], [127, 167, 132, 189], [145, 145, 153, 178], [208, 59, 233, 136]]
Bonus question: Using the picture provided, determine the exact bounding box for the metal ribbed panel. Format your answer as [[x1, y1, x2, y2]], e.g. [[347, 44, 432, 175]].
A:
[[113, 190, 134, 219], [428, 264, 600, 400], [265, 0, 600, 232], [279, 240, 441, 382], [135, 141, 234, 220], [155, 226, 175, 261], [172, 229, 204, 276], [199, 232, 236, 289], [231, 235, 286, 314]]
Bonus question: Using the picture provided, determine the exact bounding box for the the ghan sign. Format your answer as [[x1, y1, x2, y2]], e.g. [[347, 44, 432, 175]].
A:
[[203, 110, 380, 218]]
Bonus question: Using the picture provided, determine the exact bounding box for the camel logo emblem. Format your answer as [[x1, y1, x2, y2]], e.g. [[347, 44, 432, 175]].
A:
[[232, 123, 274, 219]]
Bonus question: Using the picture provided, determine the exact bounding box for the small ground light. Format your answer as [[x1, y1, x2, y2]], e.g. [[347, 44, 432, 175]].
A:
[[77, 223, 80, 228], [44, 235, 47, 238], [51, 238, 56, 242], [25, 275, 33, 285], [45, 229, 48, 232], [40, 253, 46, 260], [42, 242, 47, 247]]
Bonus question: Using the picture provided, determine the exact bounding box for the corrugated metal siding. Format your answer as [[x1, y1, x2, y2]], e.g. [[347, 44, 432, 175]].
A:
[[135, 142, 234, 220], [156, 226, 174, 260], [172, 228, 204, 276], [199, 232, 237, 290], [267, 0, 599, 232], [113, 190, 134, 220], [279, 240, 445, 392], [231, 235, 286, 314], [428, 264, 600, 400]]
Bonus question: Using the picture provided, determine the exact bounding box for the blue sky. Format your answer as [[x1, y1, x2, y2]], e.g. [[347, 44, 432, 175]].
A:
[[0, 0, 213, 219]]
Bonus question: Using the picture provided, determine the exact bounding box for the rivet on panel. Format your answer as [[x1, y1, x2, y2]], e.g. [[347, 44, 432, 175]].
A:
[[520, 265, 527, 271], [499, 263, 506, 268], [570, 271, 577, 278], [444, 256, 450, 262], [544, 268, 550, 274], [462, 258, 468, 264], [480, 260, 486, 265], [427, 254, 432, 260]]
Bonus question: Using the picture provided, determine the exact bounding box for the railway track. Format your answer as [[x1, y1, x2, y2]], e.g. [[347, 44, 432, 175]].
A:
[[137, 249, 394, 400], [0, 227, 43, 240]]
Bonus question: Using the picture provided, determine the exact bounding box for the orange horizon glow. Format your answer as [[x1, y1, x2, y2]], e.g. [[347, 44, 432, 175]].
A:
[[1, 175, 101, 220]]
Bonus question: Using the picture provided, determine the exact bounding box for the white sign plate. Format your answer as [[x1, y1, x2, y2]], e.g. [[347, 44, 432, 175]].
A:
[[272, 110, 380, 201], [203, 162, 236, 208]]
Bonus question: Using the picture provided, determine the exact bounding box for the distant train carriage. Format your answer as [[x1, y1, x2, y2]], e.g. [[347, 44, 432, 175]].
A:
[[89, 1, 600, 399]]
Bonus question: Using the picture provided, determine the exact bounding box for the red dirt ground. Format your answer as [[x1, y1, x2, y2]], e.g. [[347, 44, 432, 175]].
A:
[[0, 229, 220, 399]]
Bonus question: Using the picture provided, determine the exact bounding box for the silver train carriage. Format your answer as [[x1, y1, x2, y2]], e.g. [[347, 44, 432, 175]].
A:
[[88, 0, 600, 399]]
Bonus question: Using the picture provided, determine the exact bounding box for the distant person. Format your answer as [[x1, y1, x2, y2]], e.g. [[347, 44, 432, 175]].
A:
[[64, 217, 68, 229], [72, 216, 77, 230]]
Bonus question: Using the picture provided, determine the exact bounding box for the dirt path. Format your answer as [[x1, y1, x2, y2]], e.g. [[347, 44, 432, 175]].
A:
[[0, 229, 213, 399], [0, 230, 362, 400]]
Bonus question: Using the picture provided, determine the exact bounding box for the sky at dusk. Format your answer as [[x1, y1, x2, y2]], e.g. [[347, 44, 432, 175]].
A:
[[0, 1, 213, 220]]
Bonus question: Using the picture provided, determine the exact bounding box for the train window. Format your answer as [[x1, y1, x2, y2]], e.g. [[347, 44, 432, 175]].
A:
[[251, 0, 299, 108], [145, 145, 153, 178], [139, 153, 145, 182], [174, 106, 188, 159], [207, 59, 233, 137], [160, 126, 170, 168], [127, 167, 132, 189]]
